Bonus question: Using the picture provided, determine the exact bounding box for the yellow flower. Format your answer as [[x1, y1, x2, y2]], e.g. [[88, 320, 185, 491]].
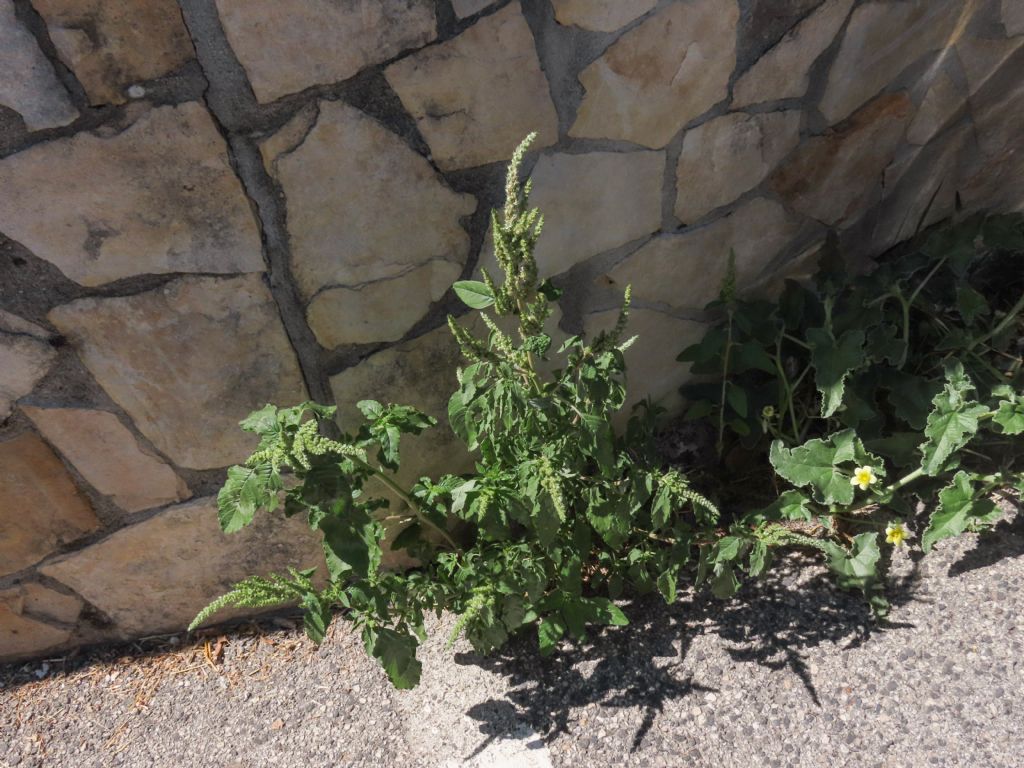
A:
[[885, 521, 912, 547], [850, 465, 879, 491]]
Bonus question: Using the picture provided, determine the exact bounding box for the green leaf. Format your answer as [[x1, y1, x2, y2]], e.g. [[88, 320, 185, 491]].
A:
[[372, 628, 422, 689], [319, 508, 383, 580], [922, 471, 998, 552], [677, 327, 726, 368], [533, 495, 563, 549], [807, 327, 866, 418], [586, 493, 631, 549], [769, 430, 859, 505], [538, 615, 566, 656], [919, 362, 989, 475], [880, 371, 941, 431], [714, 536, 743, 565], [218, 464, 280, 533], [239, 404, 279, 434], [684, 399, 715, 421], [731, 341, 776, 374], [357, 400, 384, 420], [300, 593, 331, 644], [710, 566, 740, 599], [748, 541, 769, 578], [651, 484, 673, 530], [590, 597, 629, 627], [453, 280, 495, 309], [822, 532, 883, 612], [981, 213, 1024, 250], [823, 532, 880, 581], [726, 383, 748, 418], [749, 490, 812, 523], [656, 567, 678, 604], [993, 399, 1024, 435], [865, 433, 921, 468], [866, 324, 906, 365], [580, 414, 615, 471], [447, 390, 477, 448], [956, 285, 989, 324]]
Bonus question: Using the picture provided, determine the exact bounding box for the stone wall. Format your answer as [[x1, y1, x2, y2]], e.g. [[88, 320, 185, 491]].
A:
[[1, 0, 1022, 662]]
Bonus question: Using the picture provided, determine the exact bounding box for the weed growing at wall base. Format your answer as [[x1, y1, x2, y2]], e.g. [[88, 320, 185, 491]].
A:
[[192, 137, 1023, 687], [679, 213, 1024, 613]]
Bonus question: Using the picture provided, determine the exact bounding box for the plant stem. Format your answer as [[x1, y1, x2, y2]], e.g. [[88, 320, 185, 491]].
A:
[[717, 307, 735, 458], [967, 290, 1024, 352], [847, 467, 926, 515], [774, 337, 801, 443], [908, 254, 948, 305], [783, 333, 811, 350], [897, 295, 911, 369], [354, 457, 460, 550], [832, 514, 886, 528]]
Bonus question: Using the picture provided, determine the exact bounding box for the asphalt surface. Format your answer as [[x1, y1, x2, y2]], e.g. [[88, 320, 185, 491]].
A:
[[2, 503, 1022, 768]]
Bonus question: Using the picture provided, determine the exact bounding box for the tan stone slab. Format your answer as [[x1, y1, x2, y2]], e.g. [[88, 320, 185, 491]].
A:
[[675, 111, 801, 224], [818, 0, 964, 124], [215, 0, 435, 104], [451, 0, 495, 18], [478, 149, 664, 279], [0, 103, 264, 287], [570, 0, 738, 148], [0, 432, 99, 577], [957, 62, 1024, 212], [329, 324, 471, 496], [552, 0, 657, 32], [583, 307, 704, 416], [907, 68, 964, 146], [870, 123, 970, 252], [0, 310, 50, 339], [385, 2, 559, 170], [48, 275, 308, 470], [258, 102, 318, 172], [307, 259, 462, 349], [34, 0, 194, 105], [0, 582, 83, 625], [265, 100, 476, 299], [0, 0, 77, 130], [733, 0, 854, 108], [0, 602, 71, 660], [956, 34, 1024, 96], [23, 406, 192, 513], [1005, 0, 1024, 36], [771, 92, 913, 226], [40, 496, 324, 635], [607, 197, 805, 312], [0, 332, 56, 421]]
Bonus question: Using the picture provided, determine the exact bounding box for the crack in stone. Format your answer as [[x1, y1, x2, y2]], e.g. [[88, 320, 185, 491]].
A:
[[304, 255, 464, 305]]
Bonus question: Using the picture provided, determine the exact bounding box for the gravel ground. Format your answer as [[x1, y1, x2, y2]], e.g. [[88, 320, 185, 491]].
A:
[[2, 506, 1022, 768]]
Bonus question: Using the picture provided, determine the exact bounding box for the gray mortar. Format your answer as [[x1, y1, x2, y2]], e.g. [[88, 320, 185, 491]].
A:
[[735, 0, 827, 76], [10, 0, 90, 109], [520, 0, 617, 140], [174, 0, 334, 406]]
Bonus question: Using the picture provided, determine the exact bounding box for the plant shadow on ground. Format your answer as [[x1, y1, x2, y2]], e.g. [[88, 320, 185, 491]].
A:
[[457, 554, 924, 756]]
